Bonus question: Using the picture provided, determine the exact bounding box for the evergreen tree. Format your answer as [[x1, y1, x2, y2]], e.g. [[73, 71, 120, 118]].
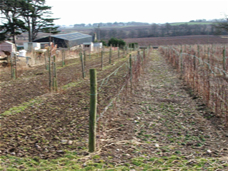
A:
[[0, 0, 27, 43], [0, 0, 59, 43], [19, 0, 59, 41]]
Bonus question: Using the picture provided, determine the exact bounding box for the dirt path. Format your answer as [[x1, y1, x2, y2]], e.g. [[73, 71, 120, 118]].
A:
[[95, 49, 228, 169]]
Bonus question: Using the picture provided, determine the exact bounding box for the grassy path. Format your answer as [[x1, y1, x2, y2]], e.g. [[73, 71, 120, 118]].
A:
[[1, 50, 228, 170]]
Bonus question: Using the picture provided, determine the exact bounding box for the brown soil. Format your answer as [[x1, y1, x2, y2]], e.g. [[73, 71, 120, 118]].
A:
[[124, 35, 228, 46], [1, 50, 228, 167]]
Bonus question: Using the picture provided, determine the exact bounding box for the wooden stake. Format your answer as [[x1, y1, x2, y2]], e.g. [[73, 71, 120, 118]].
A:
[[129, 54, 132, 91], [223, 46, 226, 76], [89, 69, 97, 152], [80, 52, 85, 78], [84, 50, 86, 67], [62, 50, 65, 67], [118, 47, 120, 58], [101, 50, 103, 69], [180, 49, 183, 76], [48, 49, 52, 92], [109, 46, 112, 64], [53, 56, 58, 92]]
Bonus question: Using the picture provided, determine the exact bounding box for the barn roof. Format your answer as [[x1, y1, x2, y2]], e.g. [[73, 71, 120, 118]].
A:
[[51, 32, 92, 41]]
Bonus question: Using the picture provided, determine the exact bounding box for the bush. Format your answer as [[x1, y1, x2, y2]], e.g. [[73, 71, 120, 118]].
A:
[[94, 39, 107, 46], [108, 38, 126, 47], [100, 40, 107, 46]]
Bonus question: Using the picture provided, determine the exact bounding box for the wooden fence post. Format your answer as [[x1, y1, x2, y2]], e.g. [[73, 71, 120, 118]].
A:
[[207, 47, 210, 106], [109, 46, 112, 64], [129, 54, 132, 91], [84, 50, 86, 67], [80, 52, 85, 78], [207, 47, 210, 71], [101, 50, 103, 69], [197, 45, 200, 63], [44, 51, 47, 70], [10, 55, 13, 79], [62, 50, 65, 67], [89, 69, 97, 152], [118, 47, 120, 58], [143, 49, 145, 59], [223, 46, 226, 76], [53, 56, 58, 92], [180, 48, 183, 77], [13, 54, 17, 79], [48, 49, 52, 92]]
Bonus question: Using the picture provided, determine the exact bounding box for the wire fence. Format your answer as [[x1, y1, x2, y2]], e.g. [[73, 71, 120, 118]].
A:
[[159, 44, 228, 127], [92, 47, 152, 151]]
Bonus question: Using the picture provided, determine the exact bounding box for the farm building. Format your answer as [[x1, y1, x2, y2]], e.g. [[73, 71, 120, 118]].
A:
[[83, 42, 94, 51], [94, 42, 103, 49], [33, 32, 93, 48], [0, 41, 16, 57]]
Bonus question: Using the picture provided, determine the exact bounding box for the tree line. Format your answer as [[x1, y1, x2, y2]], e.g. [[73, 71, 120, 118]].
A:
[[92, 22, 228, 40], [0, 0, 59, 43], [74, 22, 150, 28]]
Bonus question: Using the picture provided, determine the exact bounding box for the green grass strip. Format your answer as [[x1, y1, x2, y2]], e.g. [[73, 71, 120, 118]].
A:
[[0, 153, 227, 171], [0, 97, 45, 117]]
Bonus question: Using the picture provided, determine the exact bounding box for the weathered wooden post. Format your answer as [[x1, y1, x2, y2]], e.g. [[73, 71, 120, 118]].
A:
[[207, 47, 210, 106], [44, 51, 47, 70], [80, 51, 85, 78], [89, 69, 97, 152], [101, 50, 103, 69], [84, 50, 86, 67], [143, 49, 145, 59], [52, 56, 58, 92], [10, 55, 13, 79], [11, 54, 17, 79], [180, 48, 183, 77], [193, 51, 196, 71], [118, 46, 120, 58], [193, 51, 196, 89], [129, 54, 132, 91], [197, 45, 200, 63], [207, 47, 210, 71], [62, 50, 65, 67], [223, 46, 226, 76], [109, 46, 112, 64], [48, 49, 52, 92]]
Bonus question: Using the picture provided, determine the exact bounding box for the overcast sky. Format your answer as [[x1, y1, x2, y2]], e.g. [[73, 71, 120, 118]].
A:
[[46, 0, 228, 25]]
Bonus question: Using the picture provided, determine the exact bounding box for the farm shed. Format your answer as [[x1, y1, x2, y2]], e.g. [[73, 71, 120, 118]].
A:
[[33, 32, 93, 48], [83, 42, 94, 51], [0, 41, 16, 57], [94, 42, 103, 49]]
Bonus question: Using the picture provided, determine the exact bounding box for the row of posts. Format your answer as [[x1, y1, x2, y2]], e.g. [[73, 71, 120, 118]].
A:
[[89, 47, 149, 152], [9, 44, 141, 95], [179, 45, 227, 76]]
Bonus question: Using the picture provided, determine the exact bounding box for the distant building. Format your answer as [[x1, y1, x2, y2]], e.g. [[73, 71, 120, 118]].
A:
[[23, 42, 41, 51], [33, 32, 93, 48], [83, 42, 93, 51], [93, 42, 102, 49], [0, 41, 16, 56]]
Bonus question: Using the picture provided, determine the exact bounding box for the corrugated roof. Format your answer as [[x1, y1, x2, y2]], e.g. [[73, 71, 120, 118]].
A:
[[52, 32, 92, 41]]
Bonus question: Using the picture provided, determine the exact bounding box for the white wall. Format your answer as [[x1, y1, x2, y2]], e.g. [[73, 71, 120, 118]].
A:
[[23, 42, 41, 51]]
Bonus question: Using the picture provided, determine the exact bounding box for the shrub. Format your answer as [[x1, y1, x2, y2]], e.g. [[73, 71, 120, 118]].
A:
[[108, 37, 126, 47]]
